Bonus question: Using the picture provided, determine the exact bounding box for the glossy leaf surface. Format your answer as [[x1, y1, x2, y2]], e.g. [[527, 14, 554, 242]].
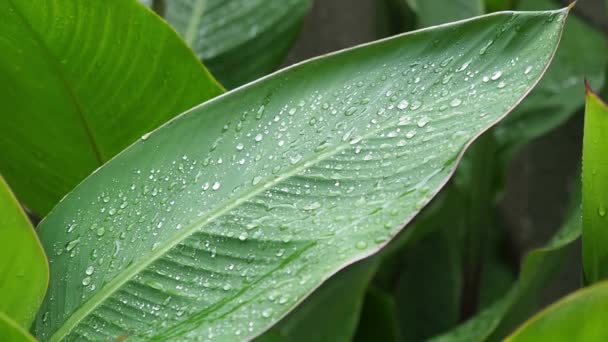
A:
[[0, 176, 48, 328], [0, 0, 223, 215], [162, 0, 311, 88], [506, 281, 608, 341], [582, 84, 608, 284], [35, 9, 568, 341]]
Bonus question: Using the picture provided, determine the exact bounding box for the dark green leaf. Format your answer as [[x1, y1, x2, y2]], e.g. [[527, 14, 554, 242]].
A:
[[34, 9, 568, 341], [431, 195, 581, 342], [0, 0, 223, 215], [258, 259, 379, 342]]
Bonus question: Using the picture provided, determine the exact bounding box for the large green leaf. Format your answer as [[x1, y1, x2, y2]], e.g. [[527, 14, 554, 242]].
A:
[[431, 194, 581, 342], [34, 9, 568, 341], [495, 0, 608, 162], [0, 0, 223, 215], [506, 281, 608, 341], [582, 83, 608, 284], [0, 175, 48, 328], [0, 312, 36, 342], [161, 0, 311, 89]]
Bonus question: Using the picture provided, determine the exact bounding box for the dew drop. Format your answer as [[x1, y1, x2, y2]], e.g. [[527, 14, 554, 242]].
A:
[[236, 143, 244, 151], [212, 182, 221, 191], [355, 241, 368, 250], [450, 98, 462, 107], [254, 133, 263, 142], [410, 100, 422, 110], [82, 276, 92, 286], [491, 70, 502, 80], [345, 107, 357, 116], [141, 132, 151, 141], [239, 232, 248, 241], [85, 266, 94, 275], [65, 238, 80, 252], [417, 116, 430, 128], [262, 309, 272, 318], [252, 176, 263, 186], [599, 206, 607, 217], [397, 100, 409, 110]]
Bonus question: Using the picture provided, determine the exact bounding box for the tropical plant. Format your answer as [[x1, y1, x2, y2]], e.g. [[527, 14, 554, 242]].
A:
[[1, 0, 607, 341]]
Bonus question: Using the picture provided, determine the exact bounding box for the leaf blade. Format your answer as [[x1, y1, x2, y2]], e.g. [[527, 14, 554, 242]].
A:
[[35, 9, 569, 341]]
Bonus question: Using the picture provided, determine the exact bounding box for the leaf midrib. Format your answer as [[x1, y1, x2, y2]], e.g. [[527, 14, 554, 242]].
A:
[[8, 0, 105, 165]]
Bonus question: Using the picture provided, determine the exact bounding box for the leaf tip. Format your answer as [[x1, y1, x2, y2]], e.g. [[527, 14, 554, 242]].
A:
[[566, 0, 578, 11], [585, 79, 608, 108]]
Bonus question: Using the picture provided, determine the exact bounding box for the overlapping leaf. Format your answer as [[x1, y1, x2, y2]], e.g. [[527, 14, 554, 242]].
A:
[[34, 9, 568, 341], [161, 0, 311, 88], [0, 0, 223, 215], [0, 176, 48, 329]]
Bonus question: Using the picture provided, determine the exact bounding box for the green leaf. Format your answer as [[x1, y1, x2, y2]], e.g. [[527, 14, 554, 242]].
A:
[[408, 0, 484, 27], [258, 259, 379, 342], [162, 0, 311, 89], [582, 83, 608, 284], [0, 312, 36, 342], [395, 230, 463, 341], [0, 0, 223, 215], [431, 194, 581, 342], [354, 287, 400, 342], [34, 9, 568, 341], [505, 281, 608, 341], [495, 0, 608, 163], [0, 175, 48, 328]]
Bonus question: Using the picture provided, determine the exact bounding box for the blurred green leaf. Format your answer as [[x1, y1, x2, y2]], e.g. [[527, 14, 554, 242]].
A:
[[407, 0, 484, 27], [162, 0, 311, 89], [395, 230, 463, 341], [582, 84, 608, 284], [0, 0, 223, 215], [33, 9, 568, 341], [506, 281, 608, 341], [0, 313, 36, 342], [431, 195, 581, 342], [495, 0, 608, 164], [355, 286, 400, 342], [0, 175, 48, 329]]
